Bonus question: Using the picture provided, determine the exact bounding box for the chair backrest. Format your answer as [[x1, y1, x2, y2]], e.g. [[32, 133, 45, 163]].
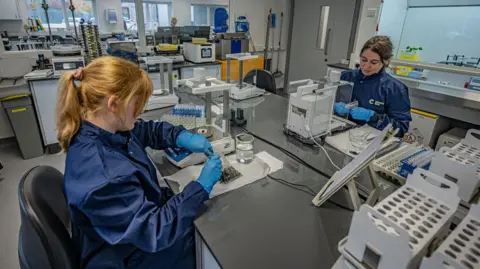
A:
[[18, 165, 78, 269], [243, 69, 277, 94]]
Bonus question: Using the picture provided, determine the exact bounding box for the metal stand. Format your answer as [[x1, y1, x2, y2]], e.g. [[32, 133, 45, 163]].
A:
[[344, 163, 381, 211], [312, 125, 393, 208], [41, 0, 54, 47], [69, 0, 79, 45]]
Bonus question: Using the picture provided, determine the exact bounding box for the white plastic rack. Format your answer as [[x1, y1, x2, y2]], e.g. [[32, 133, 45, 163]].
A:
[[430, 147, 480, 203], [420, 203, 480, 269], [337, 169, 461, 269]]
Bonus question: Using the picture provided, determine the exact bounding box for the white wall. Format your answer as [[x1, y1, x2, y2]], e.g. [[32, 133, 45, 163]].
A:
[[229, 0, 289, 73], [96, 0, 126, 33], [0, 1, 29, 34], [172, 0, 192, 25], [377, 0, 407, 56], [349, 0, 382, 68]]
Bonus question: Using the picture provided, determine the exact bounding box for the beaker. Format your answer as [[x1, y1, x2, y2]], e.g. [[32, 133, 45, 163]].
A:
[[235, 133, 254, 164], [349, 128, 369, 152]]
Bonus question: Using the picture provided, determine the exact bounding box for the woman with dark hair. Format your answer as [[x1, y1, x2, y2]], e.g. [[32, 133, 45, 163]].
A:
[[334, 36, 412, 137]]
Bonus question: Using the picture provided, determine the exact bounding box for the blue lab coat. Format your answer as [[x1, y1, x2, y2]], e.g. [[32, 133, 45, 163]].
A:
[[64, 120, 209, 269], [340, 69, 412, 137]]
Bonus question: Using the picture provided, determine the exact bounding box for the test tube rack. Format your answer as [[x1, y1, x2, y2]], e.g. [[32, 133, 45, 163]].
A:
[[373, 143, 426, 184], [78, 23, 103, 64], [420, 203, 480, 269], [160, 104, 206, 130], [337, 169, 460, 269], [430, 147, 480, 203]]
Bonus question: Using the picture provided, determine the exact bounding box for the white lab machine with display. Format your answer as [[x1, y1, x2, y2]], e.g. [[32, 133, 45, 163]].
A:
[[183, 42, 216, 63], [51, 45, 84, 76]]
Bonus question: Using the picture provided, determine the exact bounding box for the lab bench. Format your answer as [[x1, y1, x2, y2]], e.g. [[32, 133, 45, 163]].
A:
[[142, 93, 399, 269], [21, 61, 221, 151]]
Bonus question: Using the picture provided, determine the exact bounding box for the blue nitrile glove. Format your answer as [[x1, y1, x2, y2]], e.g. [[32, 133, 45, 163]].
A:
[[196, 156, 223, 194], [176, 131, 214, 156], [334, 102, 349, 115], [350, 107, 375, 122]]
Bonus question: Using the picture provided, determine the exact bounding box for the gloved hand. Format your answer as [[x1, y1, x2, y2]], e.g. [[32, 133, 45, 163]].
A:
[[350, 107, 375, 122], [334, 102, 349, 115], [176, 131, 214, 156], [196, 156, 222, 194]]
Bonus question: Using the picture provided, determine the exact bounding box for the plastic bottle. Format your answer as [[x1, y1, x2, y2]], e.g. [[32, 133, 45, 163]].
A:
[[235, 16, 249, 33]]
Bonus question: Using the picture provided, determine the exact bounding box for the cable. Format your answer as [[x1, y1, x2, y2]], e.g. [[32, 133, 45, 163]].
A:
[[303, 117, 341, 170], [267, 174, 354, 212], [306, 128, 341, 170], [267, 174, 316, 196]]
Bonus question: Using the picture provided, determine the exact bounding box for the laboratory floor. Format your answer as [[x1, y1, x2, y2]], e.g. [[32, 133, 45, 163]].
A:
[[0, 139, 66, 269]]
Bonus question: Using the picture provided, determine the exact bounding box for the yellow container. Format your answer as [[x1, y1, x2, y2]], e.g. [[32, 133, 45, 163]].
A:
[[218, 57, 264, 81], [399, 50, 420, 61], [157, 44, 178, 51], [192, 38, 207, 45], [395, 50, 420, 76]]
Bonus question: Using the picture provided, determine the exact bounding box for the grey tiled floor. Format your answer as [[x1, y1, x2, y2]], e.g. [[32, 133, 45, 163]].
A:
[[0, 140, 66, 269]]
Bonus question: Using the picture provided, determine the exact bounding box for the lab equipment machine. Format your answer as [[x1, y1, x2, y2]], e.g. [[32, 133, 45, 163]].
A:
[[165, 68, 236, 168], [183, 42, 216, 63], [155, 44, 184, 63], [435, 127, 467, 151], [284, 77, 354, 142], [214, 33, 249, 60], [51, 44, 84, 76], [227, 53, 266, 101], [143, 56, 179, 111]]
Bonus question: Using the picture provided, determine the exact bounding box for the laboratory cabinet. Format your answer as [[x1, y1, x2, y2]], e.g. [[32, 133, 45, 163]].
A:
[[0, 0, 22, 20], [29, 79, 59, 147]]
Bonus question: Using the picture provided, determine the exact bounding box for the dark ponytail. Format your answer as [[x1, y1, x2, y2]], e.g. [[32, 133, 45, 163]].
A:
[[361, 36, 394, 66]]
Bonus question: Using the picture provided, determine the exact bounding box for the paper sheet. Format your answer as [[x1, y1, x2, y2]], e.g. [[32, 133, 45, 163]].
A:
[[164, 151, 283, 198]]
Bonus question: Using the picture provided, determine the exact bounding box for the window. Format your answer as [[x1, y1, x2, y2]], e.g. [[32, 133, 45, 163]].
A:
[[24, 0, 96, 30], [122, 7, 130, 20], [66, 0, 95, 25], [191, 4, 228, 26], [25, 0, 66, 29], [121, 1, 172, 33]]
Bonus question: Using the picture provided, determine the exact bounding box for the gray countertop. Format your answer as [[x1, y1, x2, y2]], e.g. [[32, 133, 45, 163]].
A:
[[24, 61, 221, 82], [142, 93, 399, 269]]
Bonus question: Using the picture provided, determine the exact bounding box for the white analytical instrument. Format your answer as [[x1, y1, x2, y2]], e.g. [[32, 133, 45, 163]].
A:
[[51, 45, 84, 76], [143, 56, 179, 111], [226, 53, 266, 101], [165, 68, 236, 168], [285, 79, 355, 140], [183, 42, 216, 63]]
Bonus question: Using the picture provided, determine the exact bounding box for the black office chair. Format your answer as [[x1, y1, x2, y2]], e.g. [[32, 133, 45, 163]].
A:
[[18, 165, 78, 269], [243, 69, 277, 94]]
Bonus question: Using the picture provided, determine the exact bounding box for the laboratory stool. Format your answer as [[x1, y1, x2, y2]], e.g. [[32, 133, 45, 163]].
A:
[[18, 165, 78, 269]]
